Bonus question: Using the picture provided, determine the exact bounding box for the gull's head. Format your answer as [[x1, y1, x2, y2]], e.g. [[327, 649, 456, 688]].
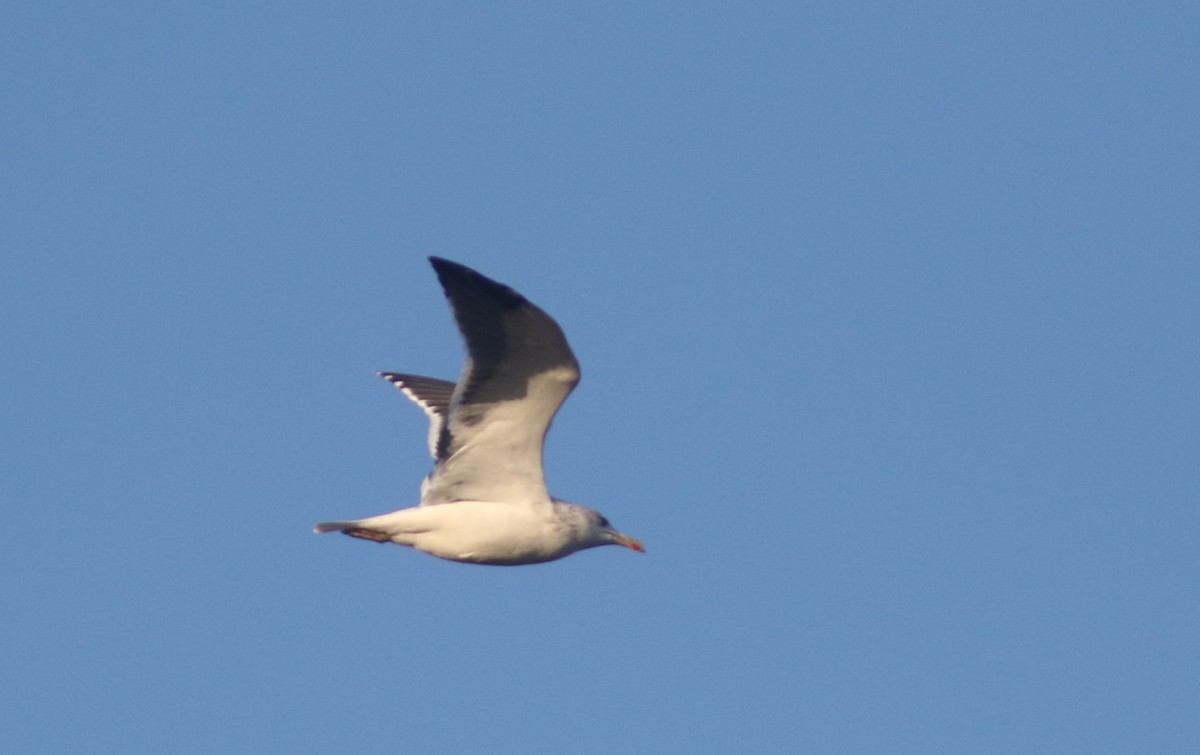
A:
[[585, 509, 645, 554], [552, 502, 644, 555]]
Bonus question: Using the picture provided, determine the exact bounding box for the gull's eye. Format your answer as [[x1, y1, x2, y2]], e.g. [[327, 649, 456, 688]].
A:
[[598, 516, 611, 528]]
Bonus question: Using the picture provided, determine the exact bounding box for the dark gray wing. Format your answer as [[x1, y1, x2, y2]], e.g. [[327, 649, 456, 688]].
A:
[[378, 372, 456, 459], [421, 257, 580, 504]]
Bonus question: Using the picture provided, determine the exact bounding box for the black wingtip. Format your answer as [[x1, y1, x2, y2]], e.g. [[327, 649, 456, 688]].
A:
[[428, 256, 465, 283], [427, 257, 528, 309], [428, 256, 478, 280], [428, 256, 476, 278]]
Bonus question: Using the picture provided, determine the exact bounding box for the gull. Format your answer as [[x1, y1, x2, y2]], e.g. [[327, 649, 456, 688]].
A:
[[315, 257, 644, 565]]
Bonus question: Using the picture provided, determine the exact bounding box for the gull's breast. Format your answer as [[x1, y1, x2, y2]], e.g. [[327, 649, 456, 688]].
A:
[[409, 501, 577, 565]]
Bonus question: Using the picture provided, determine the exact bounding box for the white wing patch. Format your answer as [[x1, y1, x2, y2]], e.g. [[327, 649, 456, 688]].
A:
[[420, 365, 579, 506]]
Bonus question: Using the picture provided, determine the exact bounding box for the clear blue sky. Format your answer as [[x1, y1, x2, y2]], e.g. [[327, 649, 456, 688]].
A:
[[3, 3, 1197, 753]]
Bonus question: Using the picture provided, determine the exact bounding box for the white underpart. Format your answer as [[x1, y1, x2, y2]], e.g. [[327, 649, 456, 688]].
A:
[[349, 500, 586, 565]]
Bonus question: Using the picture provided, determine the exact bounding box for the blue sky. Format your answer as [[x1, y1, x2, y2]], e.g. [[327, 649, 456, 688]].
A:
[[3, 3, 1197, 752]]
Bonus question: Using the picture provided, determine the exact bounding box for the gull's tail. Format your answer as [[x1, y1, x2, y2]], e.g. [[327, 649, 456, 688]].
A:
[[314, 520, 392, 542]]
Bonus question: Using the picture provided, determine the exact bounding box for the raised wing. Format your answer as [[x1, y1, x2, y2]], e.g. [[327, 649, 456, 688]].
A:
[[378, 372, 456, 459], [421, 257, 580, 505]]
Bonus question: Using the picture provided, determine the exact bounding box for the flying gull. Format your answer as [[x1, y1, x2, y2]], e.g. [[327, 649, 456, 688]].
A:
[[315, 257, 644, 565]]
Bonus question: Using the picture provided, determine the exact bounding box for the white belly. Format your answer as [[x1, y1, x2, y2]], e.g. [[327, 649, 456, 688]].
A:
[[365, 501, 578, 565]]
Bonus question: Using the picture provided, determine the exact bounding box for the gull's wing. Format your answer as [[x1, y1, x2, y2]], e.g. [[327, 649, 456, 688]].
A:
[[421, 257, 580, 505], [378, 372, 456, 459]]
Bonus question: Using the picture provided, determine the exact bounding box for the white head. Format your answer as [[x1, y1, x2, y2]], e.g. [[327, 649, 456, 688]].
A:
[[555, 501, 645, 555]]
